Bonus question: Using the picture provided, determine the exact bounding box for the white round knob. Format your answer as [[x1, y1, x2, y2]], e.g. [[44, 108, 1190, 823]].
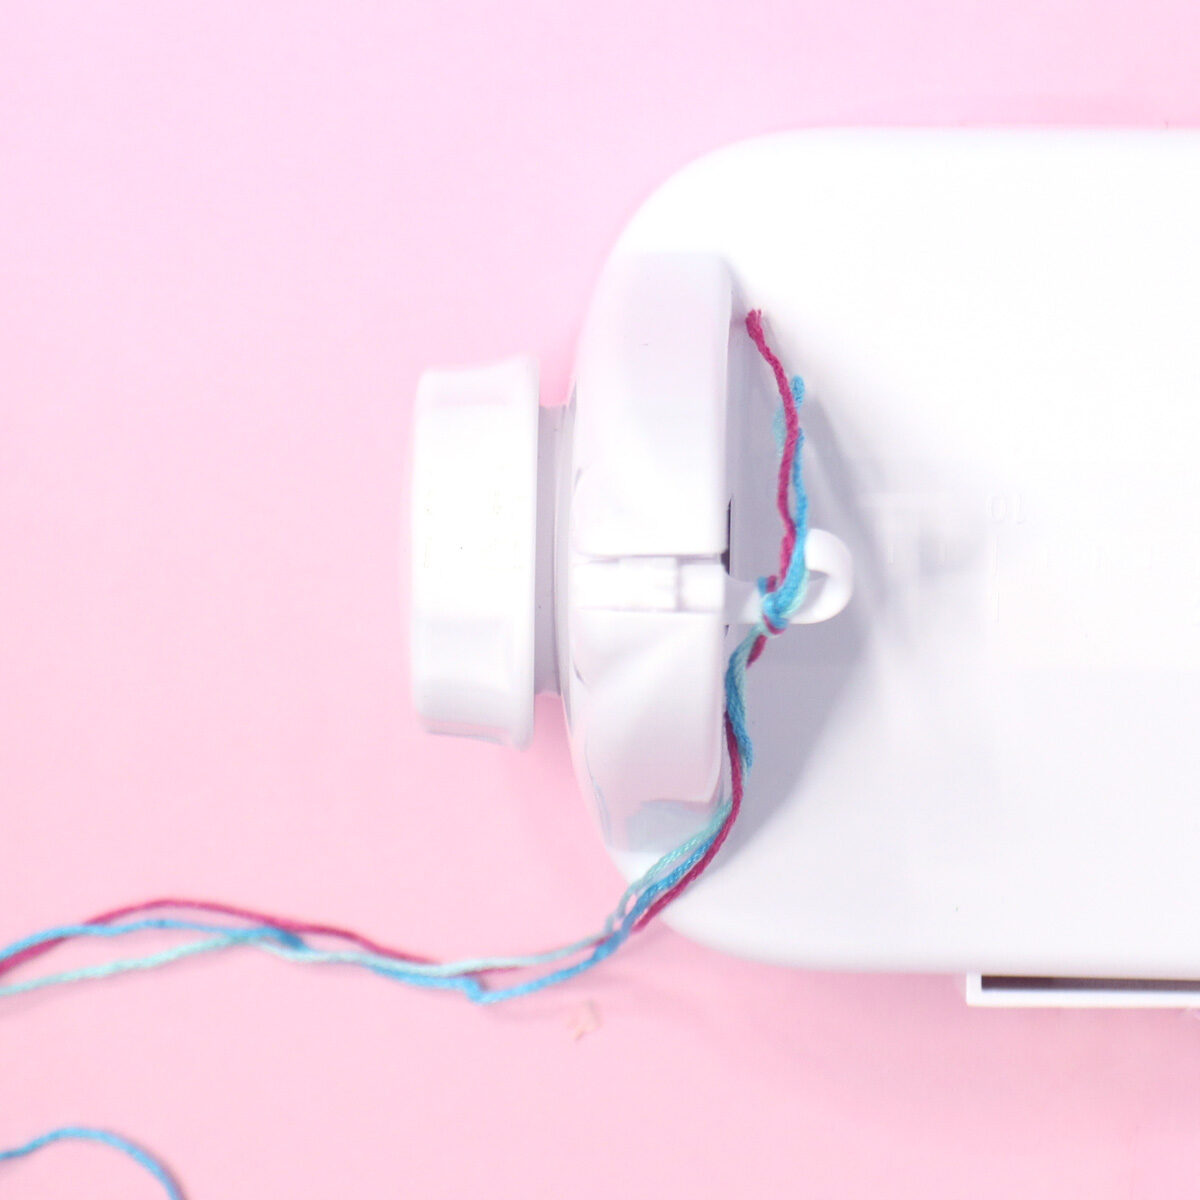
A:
[[410, 356, 539, 747]]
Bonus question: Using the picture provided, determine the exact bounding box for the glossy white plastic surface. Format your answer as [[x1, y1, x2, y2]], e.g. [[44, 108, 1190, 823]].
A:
[[612, 130, 1200, 988], [411, 357, 539, 747]]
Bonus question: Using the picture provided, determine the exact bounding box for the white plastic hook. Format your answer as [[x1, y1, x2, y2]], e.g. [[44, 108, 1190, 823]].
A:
[[724, 528, 854, 628]]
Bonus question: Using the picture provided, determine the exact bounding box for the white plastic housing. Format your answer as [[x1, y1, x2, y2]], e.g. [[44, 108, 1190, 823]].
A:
[[412, 129, 1200, 1007]]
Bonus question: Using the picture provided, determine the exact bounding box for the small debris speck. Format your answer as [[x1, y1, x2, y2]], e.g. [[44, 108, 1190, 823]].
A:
[[568, 1001, 601, 1041]]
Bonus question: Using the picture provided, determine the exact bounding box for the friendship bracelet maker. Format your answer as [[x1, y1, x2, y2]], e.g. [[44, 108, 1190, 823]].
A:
[[414, 129, 1200, 1008], [5, 125, 1200, 1197]]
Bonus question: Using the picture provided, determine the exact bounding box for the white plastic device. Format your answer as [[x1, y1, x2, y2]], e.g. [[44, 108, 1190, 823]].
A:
[[412, 130, 1200, 1007]]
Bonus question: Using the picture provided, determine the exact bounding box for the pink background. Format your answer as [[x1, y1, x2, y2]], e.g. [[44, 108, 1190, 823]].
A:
[[3, 1, 1200, 1195]]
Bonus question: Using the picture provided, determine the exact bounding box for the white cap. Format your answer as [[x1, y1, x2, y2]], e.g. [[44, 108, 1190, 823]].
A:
[[410, 356, 539, 747]]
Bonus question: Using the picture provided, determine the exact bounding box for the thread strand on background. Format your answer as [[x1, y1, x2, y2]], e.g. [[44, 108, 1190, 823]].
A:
[[0, 1128, 184, 1199]]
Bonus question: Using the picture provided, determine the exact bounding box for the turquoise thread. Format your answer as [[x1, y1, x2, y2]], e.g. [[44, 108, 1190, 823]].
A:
[[723, 628, 760, 770], [0, 1127, 183, 1199]]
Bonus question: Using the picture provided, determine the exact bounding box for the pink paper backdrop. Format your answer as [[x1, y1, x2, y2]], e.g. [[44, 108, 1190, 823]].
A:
[[3, 2, 1200, 1196]]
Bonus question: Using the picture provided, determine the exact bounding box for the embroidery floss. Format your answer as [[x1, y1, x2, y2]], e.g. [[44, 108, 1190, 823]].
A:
[[0, 312, 808, 1006], [0, 310, 809, 1010]]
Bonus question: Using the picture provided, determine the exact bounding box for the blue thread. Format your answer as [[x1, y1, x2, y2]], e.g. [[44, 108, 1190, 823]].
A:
[[0, 1127, 184, 1199], [0, 937, 249, 1000], [0, 918, 302, 961]]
